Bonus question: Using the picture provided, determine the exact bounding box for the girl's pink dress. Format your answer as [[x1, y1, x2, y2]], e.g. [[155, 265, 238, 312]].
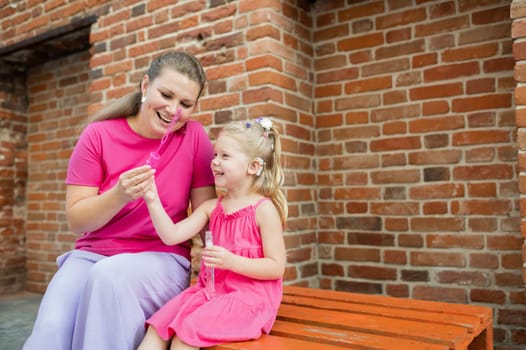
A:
[[146, 197, 283, 347]]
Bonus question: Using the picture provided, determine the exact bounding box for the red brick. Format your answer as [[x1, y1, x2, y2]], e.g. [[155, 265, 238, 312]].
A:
[[337, 32, 384, 51], [382, 121, 406, 135], [386, 284, 409, 297], [348, 265, 397, 280], [338, 1, 384, 22], [437, 270, 491, 286], [345, 76, 391, 94], [321, 263, 344, 276], [384, 250, 407, 264], [424, 62, 480, 82], [242, 87, 283, 104], [246, 55, 282, 71], [314, 24, 349, 42], [335, 247, 380, 262], [413, 286, 467, 303], [453, 164, 514, 180], [377, 8, 426, 29], [416, 16, 469, 37]]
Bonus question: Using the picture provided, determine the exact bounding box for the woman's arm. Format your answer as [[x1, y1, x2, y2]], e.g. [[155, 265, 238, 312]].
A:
[[190, 185, 216, 210], [203, 200, 286, 280], [66, 165, 155, 234]]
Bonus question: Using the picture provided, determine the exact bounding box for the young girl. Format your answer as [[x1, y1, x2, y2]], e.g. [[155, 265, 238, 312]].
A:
[[138, 117, 288, 350]]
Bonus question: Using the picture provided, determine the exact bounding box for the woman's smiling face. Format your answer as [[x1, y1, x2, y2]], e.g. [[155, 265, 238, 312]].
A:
[[139, 68, 201, 138]]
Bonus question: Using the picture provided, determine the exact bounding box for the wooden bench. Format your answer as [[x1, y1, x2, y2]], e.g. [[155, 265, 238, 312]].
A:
[[208, 285, 493, 350]]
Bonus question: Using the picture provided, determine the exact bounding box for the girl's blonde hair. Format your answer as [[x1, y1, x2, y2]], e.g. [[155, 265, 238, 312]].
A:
[[86, 51, 206, 125], [220, 118, 288, 227]]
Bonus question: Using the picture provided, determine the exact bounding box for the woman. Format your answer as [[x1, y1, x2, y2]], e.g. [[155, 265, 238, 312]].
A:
[[23, 51, 216, 350]]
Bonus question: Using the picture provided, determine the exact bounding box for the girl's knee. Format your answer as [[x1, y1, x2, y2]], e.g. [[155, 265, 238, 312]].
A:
[[138, 326, 169, 350]]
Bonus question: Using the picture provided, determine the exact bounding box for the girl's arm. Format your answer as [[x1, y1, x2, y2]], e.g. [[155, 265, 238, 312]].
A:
[[190, 185, 217, 241], [144, 182, 215, 245], [203, 200, 286, 280]]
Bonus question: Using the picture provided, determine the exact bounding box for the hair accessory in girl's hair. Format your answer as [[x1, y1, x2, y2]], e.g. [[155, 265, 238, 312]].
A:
[[255, 117, 272, 138], [255, 157, 265, 176]]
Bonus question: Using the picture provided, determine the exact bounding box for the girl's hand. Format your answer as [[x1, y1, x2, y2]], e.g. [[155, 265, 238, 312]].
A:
[[143, 179, 159, 203], [117, 165, 155, 202], [202, 246, 234, 270]]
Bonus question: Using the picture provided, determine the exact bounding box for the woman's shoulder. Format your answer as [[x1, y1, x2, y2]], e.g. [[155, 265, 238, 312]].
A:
[[84, 118, 124, 134], [91, 117, 125, 127], [184, 120, 208, 135], [182, 120, 213, 151]]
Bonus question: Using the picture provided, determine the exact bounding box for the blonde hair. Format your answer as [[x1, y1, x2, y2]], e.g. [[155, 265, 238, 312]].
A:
[[220, 118, 288, 227], [86, 51, 206, 125]]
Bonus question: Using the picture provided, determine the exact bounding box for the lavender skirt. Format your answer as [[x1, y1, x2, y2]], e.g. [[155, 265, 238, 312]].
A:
[[22, 250, 190, 350]]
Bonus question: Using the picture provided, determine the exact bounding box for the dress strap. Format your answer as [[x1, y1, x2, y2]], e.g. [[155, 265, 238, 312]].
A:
[[254, 197, 270, 209]]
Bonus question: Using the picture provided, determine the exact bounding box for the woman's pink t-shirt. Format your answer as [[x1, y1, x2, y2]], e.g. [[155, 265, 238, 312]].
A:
[[65, 118, 215, 260]]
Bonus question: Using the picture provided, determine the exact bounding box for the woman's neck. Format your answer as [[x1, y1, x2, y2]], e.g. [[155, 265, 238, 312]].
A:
[[127, 115, 150, 138]]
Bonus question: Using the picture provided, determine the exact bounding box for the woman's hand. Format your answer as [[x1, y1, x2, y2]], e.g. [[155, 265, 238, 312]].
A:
[[66, 165, 156, 234], [117, 165, 155, 202]]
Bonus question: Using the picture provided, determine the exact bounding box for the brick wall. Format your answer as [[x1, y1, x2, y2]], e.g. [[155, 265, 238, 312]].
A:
[[24, 52, 92, 292], [313, 1, 523, 347], [0, 66, 28, 293], [0, 0, 525, 348], [512, 0, 526, 281]]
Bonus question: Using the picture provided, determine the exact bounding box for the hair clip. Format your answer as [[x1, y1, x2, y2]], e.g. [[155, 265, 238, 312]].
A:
[[255, 117, 272, 130], [254, 117, 272, 138], [255, 156, 265, 176]]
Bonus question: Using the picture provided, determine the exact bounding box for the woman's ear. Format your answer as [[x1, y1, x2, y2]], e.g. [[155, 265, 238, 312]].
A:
[[141, 75, 150, 96]]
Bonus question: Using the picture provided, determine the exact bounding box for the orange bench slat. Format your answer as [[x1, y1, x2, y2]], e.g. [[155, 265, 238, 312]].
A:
[[283, 285, 492, 334], [209, 334, 354, 350], [270, 319, 450, 350], [277, 303, 471, 348], [281, 294, 483, 333]]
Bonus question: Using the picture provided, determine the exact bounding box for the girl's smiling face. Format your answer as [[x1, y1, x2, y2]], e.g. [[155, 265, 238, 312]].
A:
[[211, 133, 251, 189], [138, 68, 201, 138]]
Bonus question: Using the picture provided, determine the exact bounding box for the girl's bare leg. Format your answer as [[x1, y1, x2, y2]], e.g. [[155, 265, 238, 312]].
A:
[[137, 326, 169, 350], [170, 337, 199, 350]]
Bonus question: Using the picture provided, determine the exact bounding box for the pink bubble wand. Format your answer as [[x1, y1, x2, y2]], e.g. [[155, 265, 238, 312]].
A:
[[145, 109, 182, 169]]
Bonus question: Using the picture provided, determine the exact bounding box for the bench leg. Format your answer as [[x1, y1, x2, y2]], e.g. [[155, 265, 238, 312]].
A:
[[468, 326, 493, 350]]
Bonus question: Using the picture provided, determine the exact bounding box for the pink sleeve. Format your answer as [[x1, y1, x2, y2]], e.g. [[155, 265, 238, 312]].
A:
[[191, 123, 215, 189], [65, 124, 103, 186]]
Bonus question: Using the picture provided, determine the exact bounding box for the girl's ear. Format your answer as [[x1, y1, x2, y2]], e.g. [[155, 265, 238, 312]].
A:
[[248, 157, 264, 177]]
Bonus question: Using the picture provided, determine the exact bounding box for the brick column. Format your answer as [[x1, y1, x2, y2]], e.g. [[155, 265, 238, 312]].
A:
[[0, 64, 28, 294], [511, 0, 526, 283]]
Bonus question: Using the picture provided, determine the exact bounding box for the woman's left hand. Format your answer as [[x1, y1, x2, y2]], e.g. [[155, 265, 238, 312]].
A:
[[117, 165, 155, 202]]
